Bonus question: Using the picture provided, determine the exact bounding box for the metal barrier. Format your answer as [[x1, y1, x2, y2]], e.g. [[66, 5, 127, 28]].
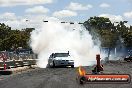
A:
[[8, 54, 37, 60], [0, 59, 37, 69], [0, 51, 37, 69]]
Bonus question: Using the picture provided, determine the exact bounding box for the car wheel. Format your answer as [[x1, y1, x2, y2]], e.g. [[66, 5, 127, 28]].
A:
[[50, 61, 55, 68], [52, 61, 55, 68]]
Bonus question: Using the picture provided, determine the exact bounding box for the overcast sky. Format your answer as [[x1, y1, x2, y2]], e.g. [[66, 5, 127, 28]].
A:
[[0, 0, 132, 29]]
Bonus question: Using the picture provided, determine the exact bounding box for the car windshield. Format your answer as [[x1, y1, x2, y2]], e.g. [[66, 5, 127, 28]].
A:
[[54, 53, 69, 57]]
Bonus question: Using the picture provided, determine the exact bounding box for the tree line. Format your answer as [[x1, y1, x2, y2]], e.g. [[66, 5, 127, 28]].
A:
[[0, 16, 131, 51], [0, 23, 34, 51], [84, 16, 132, 48]]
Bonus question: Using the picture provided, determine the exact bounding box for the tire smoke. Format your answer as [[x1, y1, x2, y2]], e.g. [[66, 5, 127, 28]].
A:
[[30, 21, 102, 68]]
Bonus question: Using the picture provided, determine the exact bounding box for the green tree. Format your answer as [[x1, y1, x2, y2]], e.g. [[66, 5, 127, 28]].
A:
[[84, 16, 118, 48], [0, 23, 34, 51]]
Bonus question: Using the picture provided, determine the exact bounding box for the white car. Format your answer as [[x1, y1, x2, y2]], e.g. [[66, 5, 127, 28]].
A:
[[47, 51, 74, 68]]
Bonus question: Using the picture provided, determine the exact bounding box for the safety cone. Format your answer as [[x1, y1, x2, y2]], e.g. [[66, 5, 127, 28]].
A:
[[4, 64, 6, 70]]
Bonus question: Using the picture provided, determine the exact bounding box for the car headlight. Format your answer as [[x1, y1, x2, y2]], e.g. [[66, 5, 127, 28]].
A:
[[126, 56, 129, 58]]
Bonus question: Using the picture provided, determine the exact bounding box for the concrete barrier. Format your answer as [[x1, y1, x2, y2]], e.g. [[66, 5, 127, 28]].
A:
[[24, 59, 36, 66], [0, 59, 36, 68], [5, 61, 17, 68], [15, 60, 24, 67]]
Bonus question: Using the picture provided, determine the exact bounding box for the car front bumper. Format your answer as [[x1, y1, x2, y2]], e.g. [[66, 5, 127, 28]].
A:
[[54, 60, 74, 66]]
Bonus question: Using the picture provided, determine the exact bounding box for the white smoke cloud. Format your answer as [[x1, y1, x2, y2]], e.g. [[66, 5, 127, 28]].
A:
[[30, 21, 102, 68]]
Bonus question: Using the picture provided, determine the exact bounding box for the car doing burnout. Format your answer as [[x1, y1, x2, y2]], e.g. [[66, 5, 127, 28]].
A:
[[48, 51, 74, 68]]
